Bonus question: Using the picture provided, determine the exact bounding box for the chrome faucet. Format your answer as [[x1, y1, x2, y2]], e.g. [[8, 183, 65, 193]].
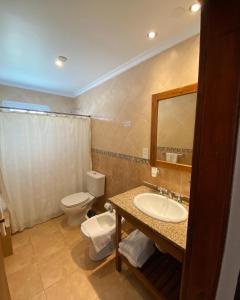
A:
[[157, 186, 184, 203], [157, 186, 185, 203], [168, 190, 174, 199], [175, 193, 183, 203], [157, 186, 168, 196]]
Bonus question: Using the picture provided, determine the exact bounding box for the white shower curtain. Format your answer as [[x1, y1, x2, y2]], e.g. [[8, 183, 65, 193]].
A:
[[0, 112, 92, 233]]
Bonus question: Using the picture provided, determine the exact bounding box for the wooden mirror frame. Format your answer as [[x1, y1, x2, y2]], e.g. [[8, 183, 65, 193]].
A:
[[150, 83, 198, 172]]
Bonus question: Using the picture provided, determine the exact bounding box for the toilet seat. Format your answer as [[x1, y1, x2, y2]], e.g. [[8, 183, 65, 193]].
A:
[[61, 192, 90, 208]]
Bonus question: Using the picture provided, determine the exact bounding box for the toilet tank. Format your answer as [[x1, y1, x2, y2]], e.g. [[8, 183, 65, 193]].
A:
[[86, 171, 105, 197]]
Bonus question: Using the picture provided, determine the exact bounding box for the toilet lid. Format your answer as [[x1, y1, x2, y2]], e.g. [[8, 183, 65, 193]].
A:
[[61, 192, 89, 208]]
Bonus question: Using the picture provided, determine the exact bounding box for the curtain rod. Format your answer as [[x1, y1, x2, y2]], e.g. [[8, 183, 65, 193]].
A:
[[0, 106, 91, 118]]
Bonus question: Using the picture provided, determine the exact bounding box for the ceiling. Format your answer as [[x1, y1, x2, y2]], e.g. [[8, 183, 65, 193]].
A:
[[0, 0, 200, 97]]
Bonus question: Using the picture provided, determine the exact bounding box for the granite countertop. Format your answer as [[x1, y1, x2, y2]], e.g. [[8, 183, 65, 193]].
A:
[[109, 185, 188, 251]]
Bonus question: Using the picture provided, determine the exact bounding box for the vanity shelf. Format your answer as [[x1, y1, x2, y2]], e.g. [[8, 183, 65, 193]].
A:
[[120, 251, 181, 300], [109, 186, 188, 300]]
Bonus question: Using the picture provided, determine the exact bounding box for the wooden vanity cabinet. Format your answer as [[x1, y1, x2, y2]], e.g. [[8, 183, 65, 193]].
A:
[[114, 208, 184, 300]]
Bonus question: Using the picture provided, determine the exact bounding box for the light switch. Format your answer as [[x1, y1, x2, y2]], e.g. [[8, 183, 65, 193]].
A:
[[151, 167, 159, 177]]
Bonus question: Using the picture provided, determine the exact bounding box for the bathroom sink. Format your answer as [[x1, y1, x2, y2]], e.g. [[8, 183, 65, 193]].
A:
[[133, 193, 188, 223]]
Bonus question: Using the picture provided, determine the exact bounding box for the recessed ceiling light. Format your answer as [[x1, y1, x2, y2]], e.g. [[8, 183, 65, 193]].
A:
[[189, 2, 201, 13], [147, 31, 157, 40], [55, 56, 68, 67]]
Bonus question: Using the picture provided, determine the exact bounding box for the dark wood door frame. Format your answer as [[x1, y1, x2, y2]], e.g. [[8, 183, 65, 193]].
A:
[[181, 0, 240, 299], [234, 272, 240, 300]]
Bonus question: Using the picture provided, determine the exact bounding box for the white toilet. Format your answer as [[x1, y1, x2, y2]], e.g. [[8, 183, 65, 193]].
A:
[[81, 211, 116, 261], [60, 171, 105, 226]]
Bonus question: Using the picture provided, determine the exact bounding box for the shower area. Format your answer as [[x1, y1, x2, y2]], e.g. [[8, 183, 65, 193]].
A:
[[0, 109, 92, 233]]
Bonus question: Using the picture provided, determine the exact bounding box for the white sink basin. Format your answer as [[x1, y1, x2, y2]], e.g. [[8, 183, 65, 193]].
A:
[[133, 193, 188, 223]]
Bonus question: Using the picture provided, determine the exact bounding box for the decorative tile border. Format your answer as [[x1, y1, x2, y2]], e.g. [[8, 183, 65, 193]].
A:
[[92, 148, 149, 164], [157, 147, 193, 154], [157, 147, 192, 165]]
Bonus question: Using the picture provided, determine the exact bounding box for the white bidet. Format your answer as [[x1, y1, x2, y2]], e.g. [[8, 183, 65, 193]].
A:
[[81, 211, 116, 261]]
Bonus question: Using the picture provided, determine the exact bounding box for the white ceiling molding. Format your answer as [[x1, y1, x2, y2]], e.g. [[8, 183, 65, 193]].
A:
[[1, 0, 200, 98], [0, 29, 199, 99], [0, 80, 75, 98], [73, 28, 200, 97]]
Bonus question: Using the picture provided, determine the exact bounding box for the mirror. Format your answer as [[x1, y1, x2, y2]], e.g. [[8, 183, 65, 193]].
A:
[[150, 84, 197, 171]]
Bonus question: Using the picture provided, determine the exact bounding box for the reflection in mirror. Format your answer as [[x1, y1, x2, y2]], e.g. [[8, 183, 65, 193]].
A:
[[157, 93, 197, 165]]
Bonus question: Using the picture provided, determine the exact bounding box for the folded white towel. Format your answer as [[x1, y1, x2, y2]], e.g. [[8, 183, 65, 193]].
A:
[[81, 217, 114, 253], [171, 153, 179, 163], [119, 246, 155, 268], [118, 247, 139, 268], [166, 152, 172, 162], [119, 230, 153, 256], [119, 230, 155, 268], [166, 152, 179, 163]]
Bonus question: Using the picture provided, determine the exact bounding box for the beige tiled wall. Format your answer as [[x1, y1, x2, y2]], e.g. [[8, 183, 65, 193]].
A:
[[78, 35, 200, 204], [75, 35, 199, 157], [92, 150, 191, 210], [0, 85, 75, 113]]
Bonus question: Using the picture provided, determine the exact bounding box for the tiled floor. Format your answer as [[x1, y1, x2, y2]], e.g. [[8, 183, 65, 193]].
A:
[[4, 215, 153, 300]]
